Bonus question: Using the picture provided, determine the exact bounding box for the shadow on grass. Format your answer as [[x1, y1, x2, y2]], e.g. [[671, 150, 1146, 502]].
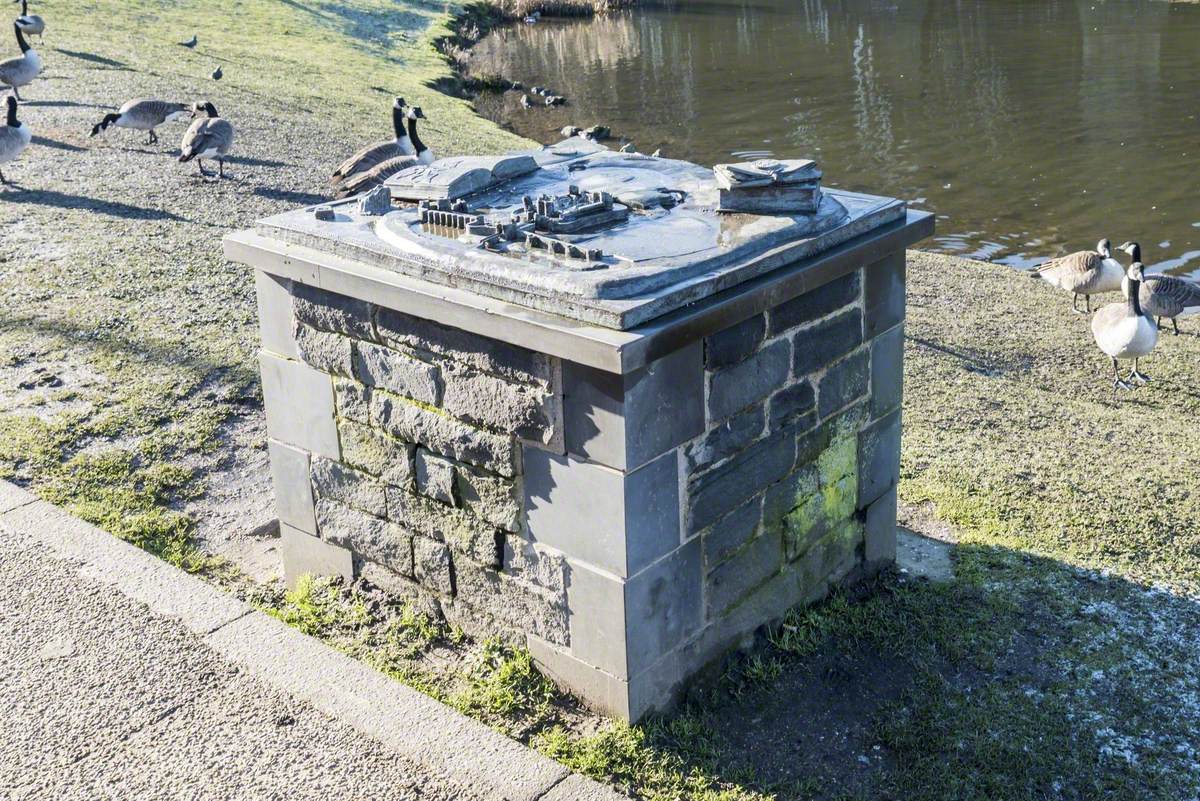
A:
[[226, 155, 293, 169], [1, 189, 186, 221], [52, 48, 127, 68], [32, 135, 87, 153]]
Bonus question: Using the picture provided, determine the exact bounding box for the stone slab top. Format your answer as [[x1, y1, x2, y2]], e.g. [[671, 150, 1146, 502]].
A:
[[244, 140, 908, 330]]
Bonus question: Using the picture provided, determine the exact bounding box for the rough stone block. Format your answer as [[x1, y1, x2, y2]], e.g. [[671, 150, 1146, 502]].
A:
[[293, 323, 353, 376], [268, 440, 315, 534], [687, 427, 794, 535], [767, 271, 861, 336], [793, 308, 864, 378], [864, 253, 905, 338], [454, 559, 568, 646], [354, 341, 441, 405], [565, 559, 628, 677], [704, 313, 765, 369], [415, 448, 457, 506], [385, 486, 501, 568], [524, 448, 679, 579], [701, 494, 762, 570], [337, 419, 414, 489], [503, 539, 568, 596], [562, 342, 703, 472], [315, 499, 412, 576], [707, 338, 790, 422], [259, 352, 339, 459], [817, 348, 869, 420], [707, 530, 782, 620], [280, 523, 353, 587], [858, 409, 901, 511], [311, 457, 387, 518], [863, 485, 897, 565], [767, 379, 816, 432], [683, 404, 764, 475], [870, 323, 904, 419], [376, 306, 554, 386], [293, 282, 375, 340], [333, 377, 371, 424], [624, 539, 702, 677], [413, 536, 454, 596], [794, 521, 863, 593], [762, 464, 818, 538], [457, 464, 520, 533], [371, 390, 517, 478], [255, 270, 297, 359], [441, 363, 559, 446]]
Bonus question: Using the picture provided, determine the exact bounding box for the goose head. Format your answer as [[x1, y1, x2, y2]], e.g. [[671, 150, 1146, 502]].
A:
[[1118, 241, 1141, 263], [393, 96, 406, 110], [406, 106, 426, 120], [1125, 262, 1146, 284], [1095, 238, 1113, 258], [191, 101, 219, 119]]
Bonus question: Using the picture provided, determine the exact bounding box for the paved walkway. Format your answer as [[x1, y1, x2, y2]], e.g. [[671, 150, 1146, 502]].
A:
[[0, 482, 615, 801]]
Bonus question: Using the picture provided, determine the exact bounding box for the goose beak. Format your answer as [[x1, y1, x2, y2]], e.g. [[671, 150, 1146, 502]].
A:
[[1118, 242, 1133, 253]]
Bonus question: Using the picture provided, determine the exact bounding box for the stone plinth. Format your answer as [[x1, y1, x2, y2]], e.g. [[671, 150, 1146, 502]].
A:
[[227, 143, 932, 721]]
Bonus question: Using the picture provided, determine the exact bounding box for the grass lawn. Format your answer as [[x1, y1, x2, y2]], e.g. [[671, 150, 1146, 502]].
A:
[[0, 3, 1196, 799]]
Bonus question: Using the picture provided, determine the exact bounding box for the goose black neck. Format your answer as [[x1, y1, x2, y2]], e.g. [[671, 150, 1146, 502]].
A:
[[1128, 244, 1141, 263], [14, 22, 29, 54], [6, 101, 18, 127], [1126, 276, 1143, 317], [407, 116, 426, 154], [392, 105, 406, 139], [19, 0, 27, 17], [204, 102, 219, 118]]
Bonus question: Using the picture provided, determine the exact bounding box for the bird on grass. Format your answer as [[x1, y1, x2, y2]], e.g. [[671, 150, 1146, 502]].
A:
[[0, 95, 31, 185], [178, 34, 197, 48], [90, 98, 189, 145], [0, 22, 41, 101], [1118, 242, 1200, 336], [1033, 238, 1123, 313], [211, 65, 222, 81], [330, 96, 412, 187], [179, 101, 234, 178], [1091, 260, 1157, 395], [14, 0, 43, 42], [334, 106, 432, 199]]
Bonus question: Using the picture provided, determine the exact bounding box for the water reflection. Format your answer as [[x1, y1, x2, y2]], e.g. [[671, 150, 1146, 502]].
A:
[[469, 0, 1200, 276]]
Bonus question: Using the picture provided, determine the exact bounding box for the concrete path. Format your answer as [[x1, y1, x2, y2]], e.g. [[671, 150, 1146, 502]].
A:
[[0, 482, 620, 801]]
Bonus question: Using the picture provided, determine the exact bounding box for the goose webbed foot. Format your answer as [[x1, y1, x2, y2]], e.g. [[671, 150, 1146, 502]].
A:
[[1072, 294, 1085, 314], [1172, 318, 1180, 336], [195, 159, 211, 178], [218, 159, 225, 179], [1127, 369, 1150, 386], [1111, 376, 1133, 394]]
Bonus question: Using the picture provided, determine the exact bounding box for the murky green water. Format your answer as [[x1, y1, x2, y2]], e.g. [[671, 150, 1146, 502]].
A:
[[469, 0, 1200, 275]]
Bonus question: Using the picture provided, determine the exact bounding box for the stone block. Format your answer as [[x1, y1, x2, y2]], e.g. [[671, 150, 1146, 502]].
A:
[[259, 352, 339, 459], [456, 464, 520, 533], [687, 427, 794, 535], [311, 456, 387, 517], [767, 379, 816, 432], [503, 539, 568, 596], [376, 306, 553, 386], [858, 409, 901, 511], [863, 484, 897, 565], [254, 270, 297, 359], [527, 635, 632, 720], [293, 282, 375, 340], [524, 448, 679, 579], [268, 440, 315, 534], [864, 253, 905, 338], [357, 559, 421, 601], [353, 341, 441, 405], [565, 559, 628, 677], [707, 338, 790, 422], [793, 308, 864, 378], [293, 323, 353, 376], [762, 464, 818, 538], [280, 523, 353, 588], [817, 348, 869, 420], [441, 363, 560, 447], [563, 342, 703, 472], [683, 404, 764, 475], [794, 521, 863, 593], [870, 323, 904, 419], [624, 538, 702, 677], [314, 499, 413, 576], [707, 530, 782, 620], [701, 495, 762, 570], [704, 313, 765, 369], [337, 420, 414, 489], [371, 390, 517, 478], [415, 448, 457, 506], [385, 485, 501, 568], [767, 271, 861, 336], [413, 536, 454, 595], [333, 377, 371, 424], [455, 559, 568, 646]]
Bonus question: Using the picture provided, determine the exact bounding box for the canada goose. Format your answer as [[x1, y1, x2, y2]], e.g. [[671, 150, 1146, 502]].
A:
[[330, 97, 412, 187], [211, 65, 222, 81], [333, 108, 431, 198], [178, 101, 234, 178], [1091, 261, 1158, 393], [91, 98, 189, 145], [1033, 238, 1124, 313], [0, 95, 30, 184], [14, 0, 43, 41], [406, 105, 433, 165], [0, 22, 41, 101], [1118, 242, 1200, 335], [178, 34, 197, 48]]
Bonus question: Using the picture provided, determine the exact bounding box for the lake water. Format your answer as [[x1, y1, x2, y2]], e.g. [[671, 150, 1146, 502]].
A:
[[469, 0, 1200, 276]]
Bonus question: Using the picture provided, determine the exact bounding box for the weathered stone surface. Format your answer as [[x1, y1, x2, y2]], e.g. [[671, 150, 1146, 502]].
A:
[[794, 520, 863, 594], [354, 341, 441, 405], [293, 323, 353, 376], [376, 306, 553, 386], [864, 253, 905, 338], [456, 464, 520, 533], [768, 271, 861, 336], [625, 539, 702, 677], [413, 536, 454, 596], [441, 363, 558, 445], [357, 558, 423, 601], [817, 348, 869, 419], [293, 282, 375, 340], [337, 420, 414, 489], [767, 380, 816, 432], [707, 339, 790, 422], [333, 377, 371, 423], [858, 409, 901, 510], [315, 499, 413, 576], [863, 485, 897, 565], [255, 270, 297, 359], [268, 440, 315, 534], [455, 559, 568, 646], [707, 530, 782, 619], [385, 486, 502, 568], [763, 464, 818, 539], [688, 428, 795, 535], [563, 560, 627, 677], [704, 313, 765, 369], [502, 539, 567, 596], [701, 495, 762, 570], [259, 353, 339, 459], [782, 431, 858, 561], [311, 457, 387, 518], [280, 523, 352, 587], [415, 449, 457, 506], [371, 390, 517, 478], [684, 405, 764, 475], [793, 308, 863, 378], [870, 323, 904, 419]]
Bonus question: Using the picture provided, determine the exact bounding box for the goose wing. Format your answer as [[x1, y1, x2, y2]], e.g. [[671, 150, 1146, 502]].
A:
[[334, 154, 416, 199], [180, 117, 223, 157], [330, 139, 404, 185], [0, 125, 30, 161], [122, 98, 188, 124], [1142, 275, 1200, 317], [1037, 249, 1101, 279]]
